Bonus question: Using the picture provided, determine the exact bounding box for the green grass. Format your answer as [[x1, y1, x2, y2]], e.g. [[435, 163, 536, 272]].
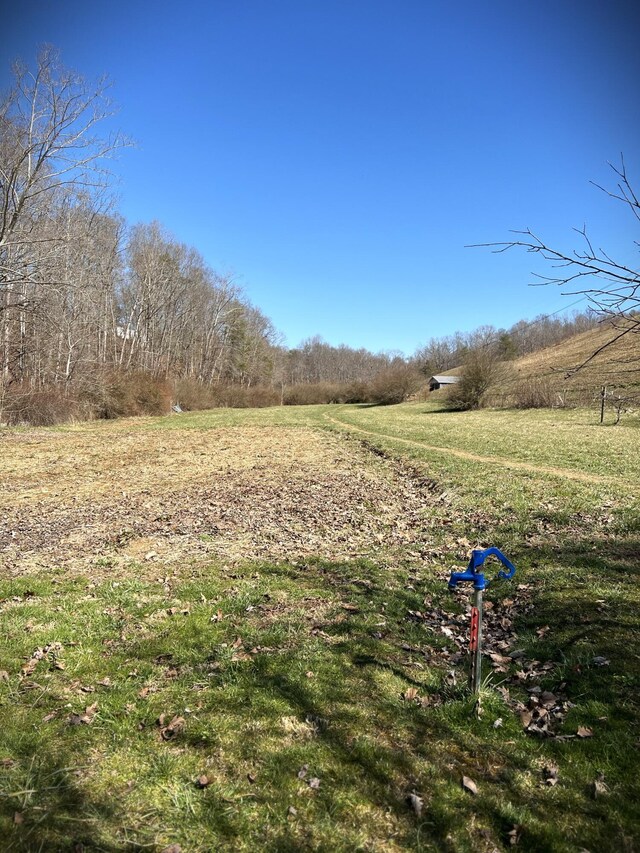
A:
[[1, 401, 639, 851], [328, 401, 640, 479]]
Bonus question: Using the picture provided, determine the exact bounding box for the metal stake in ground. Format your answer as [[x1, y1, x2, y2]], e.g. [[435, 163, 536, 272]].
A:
[[448, 548, 516, 695], [470, 586, 483, 694]]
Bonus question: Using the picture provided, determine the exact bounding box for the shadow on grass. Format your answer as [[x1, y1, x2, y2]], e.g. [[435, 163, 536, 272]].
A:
[[349, 402, 452, 413], [305, 540, 640, 851], [115, 547, 640, 849], [515, 534, 640, 693], [230, 651, 465, 850], [130, 557, 472, 848], [0, 738, 121, 852], [418, 407, 458, 415]]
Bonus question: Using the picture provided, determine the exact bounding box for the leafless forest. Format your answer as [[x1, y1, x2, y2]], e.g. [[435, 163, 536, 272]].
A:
[[1, 48, 600, 424]]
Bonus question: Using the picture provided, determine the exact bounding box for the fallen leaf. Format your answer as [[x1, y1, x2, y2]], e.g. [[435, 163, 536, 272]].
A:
[[19, 680, 43, 692], [297, 764, 308, 779], [287, 805, 298, 817], [408, 792, 423, 817], [68, 702, 98, 726], [195, 775, 210, 788], [507, 825, 521, 846], [308, 777, 321, 789], [591, 779, 609, 798], [577, 726, 594, 738], [161, 846, 182, 853], [520, 710, 533, 729], [403, 687, 419, 702], [160, 715, 186, 740], [462, 775, 478, 795], [13, 811, 24, 825], [0, 671, 9, 681], [21, 658, 38, 676]]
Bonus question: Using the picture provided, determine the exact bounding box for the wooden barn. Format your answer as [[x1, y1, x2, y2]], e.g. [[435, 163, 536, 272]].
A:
[[428, 375, 460, 391]]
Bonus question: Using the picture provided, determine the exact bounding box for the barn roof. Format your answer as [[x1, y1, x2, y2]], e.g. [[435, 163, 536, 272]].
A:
[[430, 375, 459, 385]]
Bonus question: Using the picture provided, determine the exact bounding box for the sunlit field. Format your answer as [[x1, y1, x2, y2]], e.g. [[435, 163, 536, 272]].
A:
[[1, 401, 638, 852]]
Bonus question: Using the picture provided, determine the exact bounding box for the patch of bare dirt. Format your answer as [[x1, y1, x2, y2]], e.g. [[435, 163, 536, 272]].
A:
[[0, 425, 440, 577]]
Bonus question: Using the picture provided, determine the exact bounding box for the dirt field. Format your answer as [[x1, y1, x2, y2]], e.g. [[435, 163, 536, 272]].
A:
[[0, 421, 439, 577]]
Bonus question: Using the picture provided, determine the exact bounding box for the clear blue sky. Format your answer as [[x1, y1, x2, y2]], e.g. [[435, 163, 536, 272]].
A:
[[4, 1, 639, 354]]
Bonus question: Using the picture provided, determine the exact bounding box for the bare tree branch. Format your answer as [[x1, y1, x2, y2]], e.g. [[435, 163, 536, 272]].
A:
[[467, 159, 640, 372], [0, 45, 132, 251]]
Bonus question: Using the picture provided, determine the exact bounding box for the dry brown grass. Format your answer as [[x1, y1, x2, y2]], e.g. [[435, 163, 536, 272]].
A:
[[507, 320, 640, 396], [0, 422, 439, 578]]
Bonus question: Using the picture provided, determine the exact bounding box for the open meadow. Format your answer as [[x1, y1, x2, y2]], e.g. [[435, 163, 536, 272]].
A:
[[1, 401, 639, 852]]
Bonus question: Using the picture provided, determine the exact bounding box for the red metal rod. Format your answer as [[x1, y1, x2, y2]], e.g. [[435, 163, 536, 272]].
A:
[[469, 606, 479, 652]]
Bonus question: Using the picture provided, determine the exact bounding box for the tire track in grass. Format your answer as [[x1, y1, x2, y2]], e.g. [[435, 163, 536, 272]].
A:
[[323, 412, 622, 486]]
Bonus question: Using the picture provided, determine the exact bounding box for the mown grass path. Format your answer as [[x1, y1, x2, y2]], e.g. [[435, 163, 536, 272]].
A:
[[323, 410, 625, 485]]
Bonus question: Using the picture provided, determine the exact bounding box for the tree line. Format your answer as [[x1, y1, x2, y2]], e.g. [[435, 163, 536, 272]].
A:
[[0, 48, 613, 424], [0, 48, 416, 421], [412, 311, 598, 378]]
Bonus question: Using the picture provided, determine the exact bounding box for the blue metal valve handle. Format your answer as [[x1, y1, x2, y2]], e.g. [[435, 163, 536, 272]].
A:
[[448, 547, 516, 591]]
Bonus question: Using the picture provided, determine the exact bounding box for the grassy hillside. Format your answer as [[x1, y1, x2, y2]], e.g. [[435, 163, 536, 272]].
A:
[[0, 402, 638, 851], [504, 321, 640, 400]]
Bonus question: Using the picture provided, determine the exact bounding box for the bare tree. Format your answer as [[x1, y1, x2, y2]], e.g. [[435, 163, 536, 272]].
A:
[[119, 222, 249, 381], [0, 46, 130, 389], [283, 336, 401, 386], [472, 158, 639, 372], [0, 45, 129, 251]]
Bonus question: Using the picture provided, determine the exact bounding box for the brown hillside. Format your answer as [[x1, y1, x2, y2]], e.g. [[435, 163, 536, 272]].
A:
[[503, 320, 639, 397]]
